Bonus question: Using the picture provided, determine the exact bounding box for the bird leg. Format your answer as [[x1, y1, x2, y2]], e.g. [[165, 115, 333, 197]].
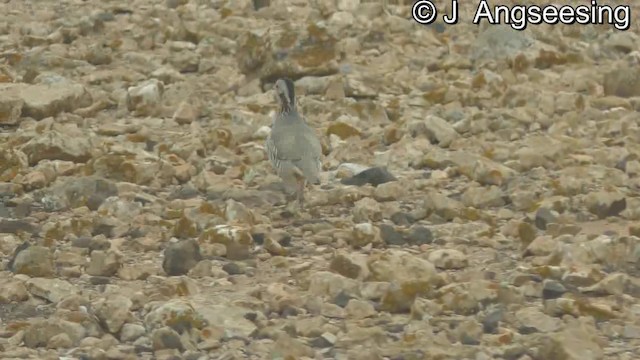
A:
[[290, 167, 306, 210], [296, 178, 305, 210]]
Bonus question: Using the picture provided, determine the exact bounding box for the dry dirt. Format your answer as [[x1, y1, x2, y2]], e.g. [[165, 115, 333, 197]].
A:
[[0, 0, 640, 359]]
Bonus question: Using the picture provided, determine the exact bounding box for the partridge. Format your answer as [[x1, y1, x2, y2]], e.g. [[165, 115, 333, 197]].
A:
[[265, 78, 322, 209]]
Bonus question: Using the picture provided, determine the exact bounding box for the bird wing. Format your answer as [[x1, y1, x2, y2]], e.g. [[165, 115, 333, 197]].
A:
[[294, 124, 322, 183], [268, 122, 322, 183]]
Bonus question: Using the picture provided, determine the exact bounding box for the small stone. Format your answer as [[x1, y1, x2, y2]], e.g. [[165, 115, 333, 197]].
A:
[[199, 225, 254, 260], [427, 249, 468, 269], [424, 115, 458, 148], [471, 26, 534, 65], [373, 251, 439, 313], [523, 235, 557, 257], [226, 241, 252, 260], [23, 318, 83, 348], [94, 294, 132, 333], [324, 77, 345, 100], [341, 167, 397, 187], [224, 198, 254, 225], [380, 281, 416, 314], [327, 121, 361, 140], [151, 327, 184, 351], [383, 124, 403, 145], [535, 207, 557, 230], [390, 212, 415, 226], [172, 100, 200, 125], [515, 308, 562, 334], [623, 325, 640, 339], [10, 244, 55, 277], [344, 299, 376, 319], [461, 185, 505, 208], [0, 278, 29, 303], [86, 249, 122, 277], [2, 81, 92, 120], [264, 237, 285, 257], [454, 320, 483, 345], [562, 267, 602, 288], [310, 332, 337, 348], [72, 236, 110, 251], [25, 278, 78, 303], [308, 271, 360, 299], [406, 225, 433, 245], [120, 323, 146, 342], [373, 181, 405, 202], [336, 163, 369, 179], [421, 191, 463, 221], [162, 239, 202, 276], [518, 222, 537, 247], [437, 281, 502, 315], [20, 171, 48, 191], [352, 197, 382, 222], [379, 224, 406, 246], [273, 334, 315, 358], [21, 130, 92, 165], [333, 290, 357, 308], [46, 333, 73, 349], [89, 276, 111, 285], [546, 223, 582, 237], [329, 252, 368, 280], [222, 262, 245, 275], [542, 279, 567, 300], [410, 298, 443, 320], [603, 64, 640, 97], [293, 317, 325, 339], [0, 87, 23, 125], [84, 44, 112, 66], [410, 115, 458, 147], [482, 307, 504, 334], [127, 79, 164, 117], [350, 222, 382, 248], [585, 191, 626, 219], [538, 318, 604, 359], [579, 273, 630, 296]]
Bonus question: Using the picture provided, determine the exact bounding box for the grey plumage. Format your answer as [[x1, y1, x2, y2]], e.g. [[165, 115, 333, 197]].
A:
[[265, 78, 322, 208]]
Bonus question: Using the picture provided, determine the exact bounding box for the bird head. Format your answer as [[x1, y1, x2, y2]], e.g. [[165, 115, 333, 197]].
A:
[[274, 78, 296, 113]]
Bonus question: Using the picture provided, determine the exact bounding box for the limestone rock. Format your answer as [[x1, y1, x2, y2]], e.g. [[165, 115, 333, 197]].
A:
[[11, 245, 55, 277], [126, 79, 164, 116], [86, 249, 122, 277], [427, 249, 468, 269], [162, 239, 202, 276], [20, 130, 92, 165], [0, 81, 92, 120], [94, 294, 133, 333], [25, 278, 78, 303], [237, 22, 339, 81], [0, 1, 638, 358], [0, 84, 24, 125], [0, 278, 29, 303], [603, 64, 640, 98]]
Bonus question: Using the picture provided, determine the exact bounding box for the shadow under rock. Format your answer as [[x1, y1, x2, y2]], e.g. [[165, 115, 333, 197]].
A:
[[0, 301, 56, 323], [208, 187, 287, 208]]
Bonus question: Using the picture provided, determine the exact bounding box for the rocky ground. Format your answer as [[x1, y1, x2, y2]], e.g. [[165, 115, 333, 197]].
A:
[[0, 0, 640, 359]]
